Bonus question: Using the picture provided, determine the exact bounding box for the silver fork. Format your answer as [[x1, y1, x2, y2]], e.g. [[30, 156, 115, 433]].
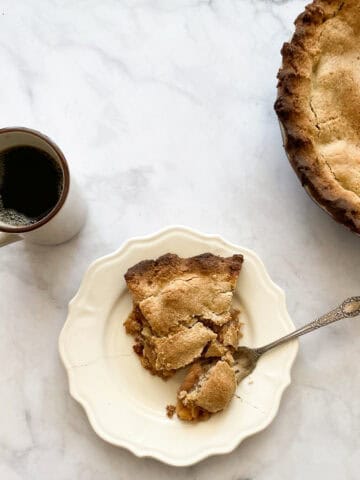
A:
[[234, 296, 360, 380]]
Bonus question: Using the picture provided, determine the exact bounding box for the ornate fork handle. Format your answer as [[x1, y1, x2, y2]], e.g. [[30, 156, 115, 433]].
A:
[[256, 296, 360, 356]]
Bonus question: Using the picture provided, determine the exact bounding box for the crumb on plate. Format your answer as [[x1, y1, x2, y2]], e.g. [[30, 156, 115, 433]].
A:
[[166, 404, 176, 418]]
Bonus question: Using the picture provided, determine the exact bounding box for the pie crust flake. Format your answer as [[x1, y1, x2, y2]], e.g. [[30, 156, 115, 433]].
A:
[[275, 0, 360, 234]]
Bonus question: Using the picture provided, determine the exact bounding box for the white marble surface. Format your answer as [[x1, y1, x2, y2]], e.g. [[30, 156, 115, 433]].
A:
[[1, 0, 360, 478]]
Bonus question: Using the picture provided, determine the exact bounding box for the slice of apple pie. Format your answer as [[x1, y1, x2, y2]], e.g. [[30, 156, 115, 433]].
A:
[[124, 252, 244, 420]]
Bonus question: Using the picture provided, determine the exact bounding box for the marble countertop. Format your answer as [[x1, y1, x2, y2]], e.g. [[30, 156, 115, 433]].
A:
[[1, 0, 360, 478]]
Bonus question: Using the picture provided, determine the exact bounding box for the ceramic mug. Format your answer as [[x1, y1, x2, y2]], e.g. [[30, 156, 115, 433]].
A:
[[0, 127, 86, 247]]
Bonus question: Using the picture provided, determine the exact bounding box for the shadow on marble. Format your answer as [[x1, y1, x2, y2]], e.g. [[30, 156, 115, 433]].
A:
[[18, 214, 115, 307], [21, 233, 85, 305]]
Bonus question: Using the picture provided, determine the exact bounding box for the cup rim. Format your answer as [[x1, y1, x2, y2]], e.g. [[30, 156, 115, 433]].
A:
[[0, 127, 70, 233]]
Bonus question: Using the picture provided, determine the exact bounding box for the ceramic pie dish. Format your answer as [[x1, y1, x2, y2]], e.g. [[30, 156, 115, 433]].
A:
[[275, 0, 360, 235], [59, 226, 298, 466]]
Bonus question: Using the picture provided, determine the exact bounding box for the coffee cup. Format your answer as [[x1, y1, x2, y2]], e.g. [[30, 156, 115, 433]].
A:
[[0, 127, 86, 246]]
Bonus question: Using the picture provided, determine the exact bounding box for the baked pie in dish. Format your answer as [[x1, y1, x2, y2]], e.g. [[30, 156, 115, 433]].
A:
[[275, 0, 360, 234], [124, 252, 244, 421]]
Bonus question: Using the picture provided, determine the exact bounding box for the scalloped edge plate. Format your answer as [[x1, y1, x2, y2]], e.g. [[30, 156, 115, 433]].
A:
[[59, 226, 298, 466]]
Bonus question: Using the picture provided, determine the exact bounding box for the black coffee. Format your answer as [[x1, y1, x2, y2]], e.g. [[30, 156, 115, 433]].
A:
[[0, 146, 63, 226]]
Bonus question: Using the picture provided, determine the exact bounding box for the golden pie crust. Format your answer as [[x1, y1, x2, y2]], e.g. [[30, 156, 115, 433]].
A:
[[275, 0, 360, 234], [176, 360, 237, 421], [124, 253, 244, 420]]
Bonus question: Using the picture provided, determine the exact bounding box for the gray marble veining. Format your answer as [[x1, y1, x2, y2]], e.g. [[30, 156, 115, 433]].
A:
[[1, 0, 360, 479]]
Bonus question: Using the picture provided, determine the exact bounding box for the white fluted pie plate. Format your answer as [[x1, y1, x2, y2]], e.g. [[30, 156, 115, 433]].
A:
[[59, 226, 298, 466]]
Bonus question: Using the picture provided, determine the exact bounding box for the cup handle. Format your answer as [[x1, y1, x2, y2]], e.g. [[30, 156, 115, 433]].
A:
[[0, 232, 23, 247]]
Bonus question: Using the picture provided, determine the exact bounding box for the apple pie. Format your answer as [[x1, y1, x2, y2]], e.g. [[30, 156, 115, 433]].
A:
[[124, 252, 244, 420], [275, 0, 360, 234]]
